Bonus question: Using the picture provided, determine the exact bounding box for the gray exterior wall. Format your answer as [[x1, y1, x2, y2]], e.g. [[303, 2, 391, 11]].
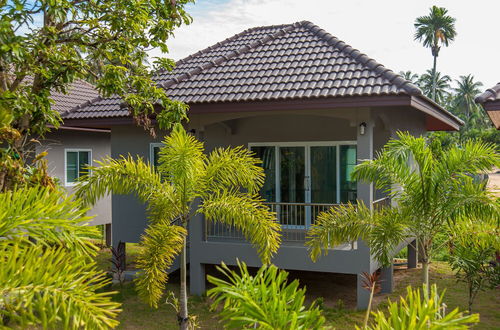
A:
[[40, 129, 111, 226]]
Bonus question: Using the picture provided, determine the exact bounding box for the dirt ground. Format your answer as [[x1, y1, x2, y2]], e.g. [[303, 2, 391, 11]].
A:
[[487, 168, 500, 197]]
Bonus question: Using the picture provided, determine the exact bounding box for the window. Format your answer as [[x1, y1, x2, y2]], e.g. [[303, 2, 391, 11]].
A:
[[150, 143, 163, 169], [65, 149, 91, 186]]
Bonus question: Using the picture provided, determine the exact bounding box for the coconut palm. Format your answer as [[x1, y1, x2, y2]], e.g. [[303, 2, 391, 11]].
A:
[[399, 71, 420, 85], [0, 187, 121, 329], [307, 132, 499, 288], [418, 69, 451, 104], [76, 124, 281, 329], [453, 75, 485, 126], [414, 6, 457, 101]]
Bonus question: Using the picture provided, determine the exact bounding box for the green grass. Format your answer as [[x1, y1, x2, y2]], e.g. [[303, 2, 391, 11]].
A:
[[96, 248, 499, 329]]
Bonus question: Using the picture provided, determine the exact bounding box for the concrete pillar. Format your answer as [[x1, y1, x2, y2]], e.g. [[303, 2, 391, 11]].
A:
[[356, 114, 374, 208], [190, 262, 206, 295], [408, 239, 418, 269], [380, 264, 394, 294], [357, 273, 371, 310], [189, 200, 206, 295]]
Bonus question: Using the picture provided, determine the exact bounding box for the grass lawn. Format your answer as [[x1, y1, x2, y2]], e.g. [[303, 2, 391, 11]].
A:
[[97, 248, 499, 329]]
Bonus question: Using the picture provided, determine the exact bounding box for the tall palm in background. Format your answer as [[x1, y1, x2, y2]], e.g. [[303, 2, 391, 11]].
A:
[[418, 69, 451, 104], [76, 124, 281, 329], [307, 133, 499, 289], [453, 75, 485, 127], [399, 71, 420, 85], [414, 6, 457, 101]]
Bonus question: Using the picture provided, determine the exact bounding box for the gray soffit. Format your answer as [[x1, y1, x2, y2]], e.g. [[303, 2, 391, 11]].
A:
[[63, 20, 459, 130]]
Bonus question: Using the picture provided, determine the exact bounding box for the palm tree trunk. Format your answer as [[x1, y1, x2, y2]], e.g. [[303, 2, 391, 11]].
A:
[[432, 54, 437, 101], [179, 233, 189, 329], [422, 260, 430, 292]]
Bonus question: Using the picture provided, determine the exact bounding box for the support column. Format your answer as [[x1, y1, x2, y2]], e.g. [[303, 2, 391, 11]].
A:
[[356, 113, 374, 208], [380, 264, 394, 294], [189, 199, 207, 296], [105, 223, 112, 246], [357, 273, 371, 310], [408, 239, 418, 269]]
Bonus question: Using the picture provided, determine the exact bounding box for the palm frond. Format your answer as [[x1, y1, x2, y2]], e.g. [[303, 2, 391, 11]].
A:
[[158, 124, 206, 200], [75, 155, 163, 207], [135, 221, 186, 308], [205, 146, 265, 194], [0, 187, 98, 256], [306, 202, 371, 262], [0, 242, 121, 329], [199, 191, 281, 264]]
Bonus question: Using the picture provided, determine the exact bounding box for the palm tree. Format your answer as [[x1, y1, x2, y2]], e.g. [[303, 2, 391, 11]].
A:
[[399, 70, 420, 85], [307, 133, 499, 288], [453, 75, 484, 126], [414, 6, 457, 101], [76, 124, 281, 329], [418, 69, 451, 104], [0, 187, 121, 329]]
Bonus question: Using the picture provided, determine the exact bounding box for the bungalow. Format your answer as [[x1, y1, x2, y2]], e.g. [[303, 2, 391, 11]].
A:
[[62, 21, 462, 309], [475, 83, 500, 129], [38, 79, 112, 243]]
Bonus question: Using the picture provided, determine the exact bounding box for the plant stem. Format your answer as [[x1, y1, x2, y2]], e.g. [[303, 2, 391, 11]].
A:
[[432, 52, 437, 101], [363, 284, 375, 328], [179, 226, 189, 330]]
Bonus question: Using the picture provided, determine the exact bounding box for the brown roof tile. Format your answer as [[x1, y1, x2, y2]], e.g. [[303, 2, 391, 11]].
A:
[[64, 21, 427, 120], [475, 83, 500, 104]]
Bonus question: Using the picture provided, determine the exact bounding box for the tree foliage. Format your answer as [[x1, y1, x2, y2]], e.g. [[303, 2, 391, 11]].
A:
[[76, 124, 281, 328], [0, 0, 191, 189], [0, 187, 121, 329], [207, 261, 325, 329], [448, 221, 500, 312]]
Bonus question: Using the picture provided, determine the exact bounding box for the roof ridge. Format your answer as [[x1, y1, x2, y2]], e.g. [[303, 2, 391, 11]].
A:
[[156, 23, 294, 77], [475, 83, 500, 104], [161, 23, 298, 89], [62, 95, 103, 118], [299, 20, 422, 96]]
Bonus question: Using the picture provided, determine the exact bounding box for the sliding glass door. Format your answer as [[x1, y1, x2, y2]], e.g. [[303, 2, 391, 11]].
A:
[[251, 142, 357, 228]]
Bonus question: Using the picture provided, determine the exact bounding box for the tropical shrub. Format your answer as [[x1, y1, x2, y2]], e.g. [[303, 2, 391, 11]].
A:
[[366, 285, 479, 329], [207, 261, 325, 329]]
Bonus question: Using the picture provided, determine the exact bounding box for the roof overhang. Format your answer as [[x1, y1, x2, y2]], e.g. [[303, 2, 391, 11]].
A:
[[63, 95, 462, 131], [481, 100, 500, 130]]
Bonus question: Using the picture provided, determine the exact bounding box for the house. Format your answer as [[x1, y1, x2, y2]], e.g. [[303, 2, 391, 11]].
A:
[[39, 79, 112, 243], [61, 21, 462, 309], [475, 83, 500, 129]]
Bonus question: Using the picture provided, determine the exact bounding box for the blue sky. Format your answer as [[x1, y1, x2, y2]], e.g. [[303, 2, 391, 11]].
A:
[[157, 0, 499, 90]]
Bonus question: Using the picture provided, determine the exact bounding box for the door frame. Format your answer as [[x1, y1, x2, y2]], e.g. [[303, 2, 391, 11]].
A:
[[249, 141, 356, 228]]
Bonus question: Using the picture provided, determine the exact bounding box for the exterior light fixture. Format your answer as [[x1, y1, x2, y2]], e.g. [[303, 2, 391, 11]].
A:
[[359, 122, 367, 135]]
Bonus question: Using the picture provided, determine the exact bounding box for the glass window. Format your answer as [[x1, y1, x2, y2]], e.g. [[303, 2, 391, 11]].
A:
[[66, 150, 91, 185], [251, 146, 276, 202], [340, 145, 357, 203], [311, 146, 337, 204]]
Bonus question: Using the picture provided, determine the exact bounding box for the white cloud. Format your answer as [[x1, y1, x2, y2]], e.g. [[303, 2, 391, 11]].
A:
[[152, 0, 499, 89]]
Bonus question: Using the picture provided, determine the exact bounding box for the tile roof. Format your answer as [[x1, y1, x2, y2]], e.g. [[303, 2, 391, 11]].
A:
[[64, 21, 426, 119], [475, 83, 500, 104], [50, 79, 99, 114]]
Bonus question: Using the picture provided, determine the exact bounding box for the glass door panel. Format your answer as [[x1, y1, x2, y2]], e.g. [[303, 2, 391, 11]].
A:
[[340, 145, 357, 203], [310, 146, 337, 224], [251, 146, 276, 202], [280, 147, 305, 227]]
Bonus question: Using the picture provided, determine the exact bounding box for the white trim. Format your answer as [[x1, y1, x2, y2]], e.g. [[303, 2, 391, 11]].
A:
[[149, 143, 163, 167], [64, 148, 92, 187], [249, 141, 357, 229]]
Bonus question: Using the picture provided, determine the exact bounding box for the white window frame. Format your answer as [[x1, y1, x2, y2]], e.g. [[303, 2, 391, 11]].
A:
[[150, 143, 163, 167], [249, 141, 357, 228], [64, 148, 92, 187]]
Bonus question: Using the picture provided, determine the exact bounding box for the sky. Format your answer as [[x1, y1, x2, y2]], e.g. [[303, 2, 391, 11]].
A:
[[153, 0, 500, 90]]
